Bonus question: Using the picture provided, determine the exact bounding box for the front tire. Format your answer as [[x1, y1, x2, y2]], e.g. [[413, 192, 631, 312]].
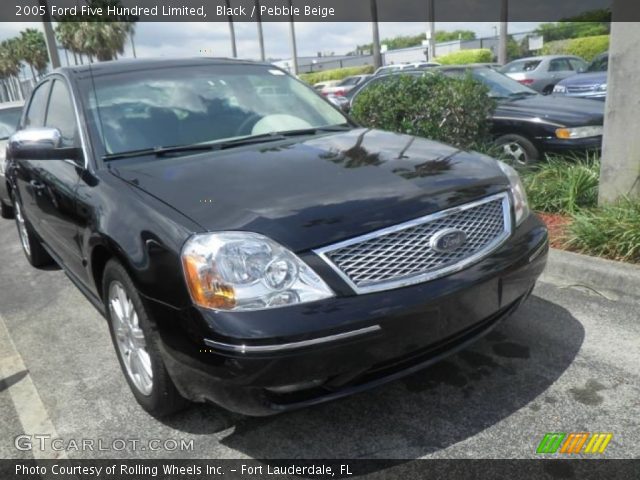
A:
[[102, 260, 188, 417], [1, 199, 14, 219], [495, 134, 540, 167], [13, 197, 53, 267]]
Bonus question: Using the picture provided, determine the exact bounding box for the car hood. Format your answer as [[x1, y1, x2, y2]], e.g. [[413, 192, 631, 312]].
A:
[[556, 71, 607, 87], [110, 129, 509, 252], [495, 94, 604, 127]]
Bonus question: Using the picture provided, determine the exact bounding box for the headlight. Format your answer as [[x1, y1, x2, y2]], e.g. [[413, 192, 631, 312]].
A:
[[596, 83, 607, 92], [181, 232, 333, 311], [555, 126, 603, 139], [497, 161, 530, 226], [553, 84, 567, 93]]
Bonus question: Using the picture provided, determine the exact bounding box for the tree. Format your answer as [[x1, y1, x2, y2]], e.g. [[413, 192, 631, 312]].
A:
[[435, 30, 476, 42], [54, 0, 137, 63], [18, 28, 48, 82], [0, 39, 24, 100], [355, 30, 476, 55]]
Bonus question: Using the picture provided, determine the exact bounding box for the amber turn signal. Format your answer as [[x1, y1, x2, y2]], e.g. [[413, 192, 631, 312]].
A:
[[182, 255, 236, 310]]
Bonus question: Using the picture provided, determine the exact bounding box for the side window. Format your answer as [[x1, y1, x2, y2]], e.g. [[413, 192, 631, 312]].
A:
[[24, 81, 50, 128], [45, 80, 78, 148], [568, 59, 586, 71], [549, 59, 571, 72]]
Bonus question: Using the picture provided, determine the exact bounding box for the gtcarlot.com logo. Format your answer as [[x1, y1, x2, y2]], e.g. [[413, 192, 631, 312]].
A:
[[14, 434, 194, 452], [536, 432, 613, 454]]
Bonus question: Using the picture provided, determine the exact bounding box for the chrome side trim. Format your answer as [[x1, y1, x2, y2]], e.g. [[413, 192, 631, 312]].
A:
[[314, 192, 513, 295], [203, 325, 382, 353], [492, 116, 566, 128]]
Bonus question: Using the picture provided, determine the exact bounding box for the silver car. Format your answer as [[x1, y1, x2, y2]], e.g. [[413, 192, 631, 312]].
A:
[[501, 55, 588, 95], [0, 101, 23, 218]]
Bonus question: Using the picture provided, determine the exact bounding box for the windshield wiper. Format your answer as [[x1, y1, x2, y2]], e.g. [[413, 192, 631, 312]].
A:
[[277, 124, 353, 137], [102, 125, 352, 162], [102, 133, 289, 161]]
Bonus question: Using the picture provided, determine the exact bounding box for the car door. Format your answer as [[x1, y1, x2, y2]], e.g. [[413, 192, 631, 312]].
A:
[[16, 77, 85, 275], [13, 80, 51, 229], [548, 58, 575, 82]]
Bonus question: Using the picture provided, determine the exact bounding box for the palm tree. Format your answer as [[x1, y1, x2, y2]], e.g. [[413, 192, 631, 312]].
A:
[[0, 39, 24, 101], [54, 0, 137, 63], [55, 21, 79, 65], [17, 28, 48, 82]]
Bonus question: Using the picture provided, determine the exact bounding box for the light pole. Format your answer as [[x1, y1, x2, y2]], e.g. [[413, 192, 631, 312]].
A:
[[498, 0, 508, 65], [255, 0, 266, 61], [288, 0, 299, 75], [426, 0, 435, 61], [225, 0, 237, 57], [38, 0, 61, 69], [370, 0, 382, 69]]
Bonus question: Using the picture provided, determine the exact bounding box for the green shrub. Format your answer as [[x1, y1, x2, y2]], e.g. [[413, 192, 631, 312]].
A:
[[566, 199, 640, 263], [541, 35, 609, 61], [351, 73, 495, 149], [299, 65, 374, 85], [435, 49, 493, 65], [521, 154, 600, 214]]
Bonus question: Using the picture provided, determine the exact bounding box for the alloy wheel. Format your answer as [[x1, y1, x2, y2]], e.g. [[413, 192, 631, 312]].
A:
[[108, 281, 153, 396], [501, 142, 528, 166]]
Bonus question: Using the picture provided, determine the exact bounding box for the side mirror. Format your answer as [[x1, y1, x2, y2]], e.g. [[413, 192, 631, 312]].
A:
[[8, 128, 81, 161]]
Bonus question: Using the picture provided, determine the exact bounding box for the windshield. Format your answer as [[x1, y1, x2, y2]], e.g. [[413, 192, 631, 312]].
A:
[[0, 107, 22, 140], [338, 76, 361, 86], [502, 59, 541, 73], [587, 55, 608, 72], [84, 64, 347, 155], [470, 68, 538, 98]]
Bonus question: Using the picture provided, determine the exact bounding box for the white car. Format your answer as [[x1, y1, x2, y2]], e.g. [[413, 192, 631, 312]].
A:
[[321, 74, 372, 96], [0, 101, 23, 218], [312, 80, 340, 92]]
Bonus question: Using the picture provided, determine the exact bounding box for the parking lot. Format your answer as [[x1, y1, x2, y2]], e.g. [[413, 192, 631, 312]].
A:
[[0, 218, 638, 461]]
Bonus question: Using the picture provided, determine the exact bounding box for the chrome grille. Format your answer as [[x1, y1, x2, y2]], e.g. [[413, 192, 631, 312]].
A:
[[315, 193, 512, 294], [567, 84, 597, 93]]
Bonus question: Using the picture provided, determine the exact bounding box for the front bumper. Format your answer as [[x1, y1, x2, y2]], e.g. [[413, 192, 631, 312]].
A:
[[154, 214, 548, 415]]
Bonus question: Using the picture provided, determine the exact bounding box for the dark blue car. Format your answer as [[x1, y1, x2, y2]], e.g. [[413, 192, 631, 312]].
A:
[[553, 53, 608, 100]]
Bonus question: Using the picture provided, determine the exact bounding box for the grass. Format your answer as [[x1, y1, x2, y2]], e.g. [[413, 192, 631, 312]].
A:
[[566, 199, 640, 263], [520, 153, 600, 215]]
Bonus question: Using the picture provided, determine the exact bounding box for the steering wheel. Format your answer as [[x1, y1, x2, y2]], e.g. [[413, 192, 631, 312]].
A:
[[234, 114, 262, 137]]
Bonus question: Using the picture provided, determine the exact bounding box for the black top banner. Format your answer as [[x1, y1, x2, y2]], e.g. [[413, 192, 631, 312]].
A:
[[0, 0, 621, 22]]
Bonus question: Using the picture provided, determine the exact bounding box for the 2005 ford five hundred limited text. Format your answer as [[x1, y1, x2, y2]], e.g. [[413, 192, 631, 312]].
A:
[[4, 59, 548, 416]]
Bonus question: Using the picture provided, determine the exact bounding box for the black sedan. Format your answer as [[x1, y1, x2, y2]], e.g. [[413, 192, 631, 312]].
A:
[[6, 58, 547, 417], [346, 66, 604, 165]]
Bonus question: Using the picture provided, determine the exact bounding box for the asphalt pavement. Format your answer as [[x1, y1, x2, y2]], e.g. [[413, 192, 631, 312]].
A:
[[0, 217, 638, 461]]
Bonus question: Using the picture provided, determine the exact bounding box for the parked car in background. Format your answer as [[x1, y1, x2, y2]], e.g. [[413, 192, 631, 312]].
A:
[[346, 67, 603, 165], [501, 55, 588, 94], [313, 80, 340, 92], [553, 53, 608, 100], [321, 74, 371, 96], [0, 101, 23, 218], [374, 62, 440, 76], [5, 58, 547, 417]]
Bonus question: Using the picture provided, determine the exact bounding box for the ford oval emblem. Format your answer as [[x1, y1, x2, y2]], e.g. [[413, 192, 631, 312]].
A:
[[430, 228, 468, 253]]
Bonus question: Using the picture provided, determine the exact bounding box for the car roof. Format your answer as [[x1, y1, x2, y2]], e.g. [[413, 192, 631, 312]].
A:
[[0, 100, 24, 110], [54, 57, 274, 77], [505, 55, 582, 63]]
